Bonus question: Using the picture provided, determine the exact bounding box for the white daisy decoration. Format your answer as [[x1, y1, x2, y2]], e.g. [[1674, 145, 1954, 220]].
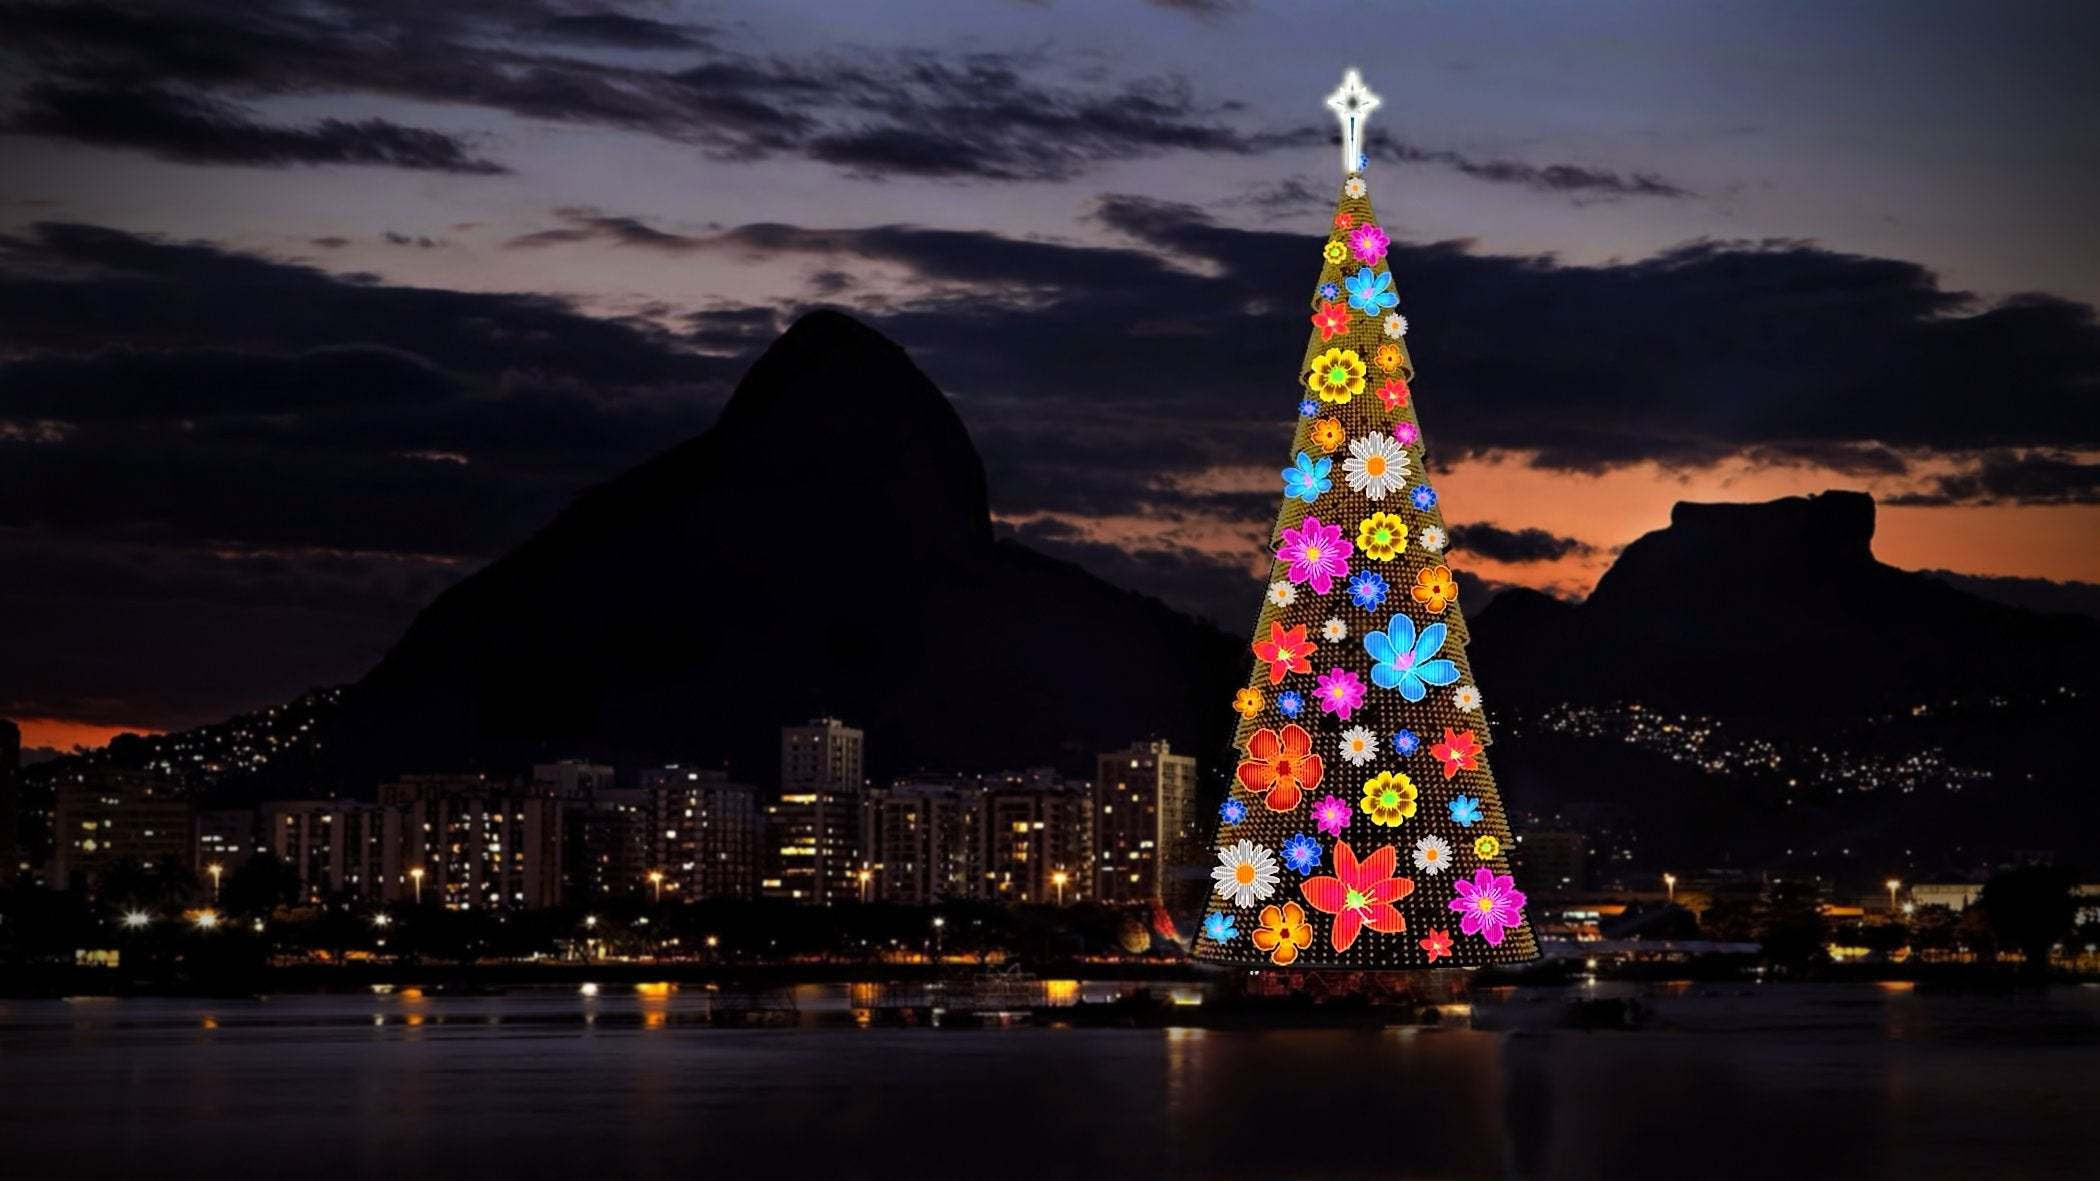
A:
[[1453, 683, 1483, 712], [1339, 725, 1377, 766], [1344, 176, 1367, 198], [1267, 581, 1298, 608], [1322, 617, 1348, 642], [1342, 431, 1410, 501], [1383, 313, 1408, 339], [1413, 834, 1453, 875], [1211, 840, 1281, 908], [1419, 525, 1447, 553]]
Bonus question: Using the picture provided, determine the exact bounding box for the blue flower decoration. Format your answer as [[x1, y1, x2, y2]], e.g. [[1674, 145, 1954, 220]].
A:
[[1219, 798, 1247, 824], [1277, 690, 1304, 718], [1364, 613, 1461, 703], [1411, 484, 1439, 511], [1281, 451, 1333, 504], [1392, 728, 1420, 756], [1449, 794, 1483, 827], [1357, 152, 1369, 171], [1282, 833, 1321, 874], [1203, 912, 1239, 942], [1297, 399, 1319, 417], [1345, 266, 1399, 317], [1317, 281, 1342, 302], [1348, 570, 1388, 611]]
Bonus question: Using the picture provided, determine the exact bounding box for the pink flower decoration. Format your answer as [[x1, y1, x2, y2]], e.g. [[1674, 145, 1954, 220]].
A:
[[1393, 422, 1420, 446], [1311, 793, 1351, 837], [1348, 223, 1390, 265], [1276, 515, 1352, 596], [1449, 867, 1528, 946], [1314, 666, 1366, 721]]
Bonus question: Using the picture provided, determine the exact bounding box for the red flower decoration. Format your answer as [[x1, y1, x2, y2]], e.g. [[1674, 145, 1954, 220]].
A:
[[1235, 723, 1324, 812], [1429, 728, 1483, 780], [1419, 928, 1453, 963], [1301, 839, 1416, 951], [1310, 300, 1351, 342], [1251, 621, 1316, 685], [1376, 377, 1410, 411], [1334, 212, 1354, 230]]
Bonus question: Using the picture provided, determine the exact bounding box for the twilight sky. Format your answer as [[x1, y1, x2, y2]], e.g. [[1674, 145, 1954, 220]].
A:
[[3, 0, 2098, 752]]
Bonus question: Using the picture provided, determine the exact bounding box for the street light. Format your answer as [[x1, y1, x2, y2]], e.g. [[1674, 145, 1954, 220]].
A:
[[371, 912, 392, 928], [193, 909, 219, 930], [206, 862, 223, 900], [1052, 870, 1069, 906], [410, 866, 425, 904], [1662, 873, 1677, 903], [648, 870, 665, 904], [122, 910, 151, 929], [1886, 878, 1902, 912], [857, 867, 872, 903]]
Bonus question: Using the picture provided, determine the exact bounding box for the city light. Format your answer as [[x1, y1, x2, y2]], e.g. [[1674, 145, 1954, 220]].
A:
[[193, 909, 220, 930], [122, 910, 151, 929], [585, 914, 599, 929], [1052, 870, 1070, 906], [410, 865, 426, 904], [1663, 872, 1677, 902], [371, 912, 392, 928], [648, 870, 665, 903], [1886, 878, 1902, 911], [206, 861, 223, 900]]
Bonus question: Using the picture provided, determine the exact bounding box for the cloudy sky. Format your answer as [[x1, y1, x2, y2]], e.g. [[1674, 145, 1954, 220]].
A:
[[4, 0, 2098, 752]]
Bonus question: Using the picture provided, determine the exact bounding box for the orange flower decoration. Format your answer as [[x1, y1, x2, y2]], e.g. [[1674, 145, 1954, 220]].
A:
[[1376, 377, 1410, 411], [1252, 901, 1313, 965], [1308, 417, 1346, 453], [1412, 564, 1457, 614], [1310, 300, 1350, 342], [1429, 727, 1483, 779], [1251, 620, 1316, 684], [1374, 342, 1405, 373], [1235, 722, 1324, 812], [1232, 688, 1264, 719], [1334, 212, 1354, 230]]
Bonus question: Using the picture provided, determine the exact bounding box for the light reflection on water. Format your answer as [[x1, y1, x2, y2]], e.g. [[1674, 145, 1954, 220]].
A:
[[0, 983, 2095, 1180]]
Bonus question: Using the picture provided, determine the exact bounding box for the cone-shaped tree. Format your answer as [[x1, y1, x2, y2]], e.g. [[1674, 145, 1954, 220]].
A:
[[1192, 71, 1537, 971]]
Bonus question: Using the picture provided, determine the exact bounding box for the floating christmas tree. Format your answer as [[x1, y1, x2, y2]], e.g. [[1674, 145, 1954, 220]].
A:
[[1193, 70, 1536, 971]]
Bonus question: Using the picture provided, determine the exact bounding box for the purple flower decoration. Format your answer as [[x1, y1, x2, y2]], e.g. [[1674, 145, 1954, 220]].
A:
[[1311, 793, 1351, 837], [1314, 666, 1367, 721], [1392, 728, 1420, 756], [1450, 867, 1527, 946], [1281, 832, 1321, 874], [1393, 422, 1420, 446], [1347, 223, 1390, 265], [1277, 515, 1352, 596]]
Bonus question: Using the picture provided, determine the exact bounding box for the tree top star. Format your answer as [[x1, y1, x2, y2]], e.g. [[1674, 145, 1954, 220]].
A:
[[1324, 68, 1380, 176]]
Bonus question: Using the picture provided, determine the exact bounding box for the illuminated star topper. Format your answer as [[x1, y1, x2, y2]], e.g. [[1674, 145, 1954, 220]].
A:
[[1324, 68, 1380, 176]]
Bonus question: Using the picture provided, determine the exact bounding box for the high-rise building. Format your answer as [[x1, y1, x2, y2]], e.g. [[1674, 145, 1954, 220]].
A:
[[768, 718, 865, 904], [195, 808, 260, 877], [564, 787, 653, 901], [641, 767, 762, 901], [532, 760, 618, 801], [1093, 740, 1199, 905], [265, 801, 391, 901], [862, 779, 983, 904], [50, 770, 195, 892], [0, 718, 18, 884], [379, 774, 563, 909], [983, 769, 1092, 905]]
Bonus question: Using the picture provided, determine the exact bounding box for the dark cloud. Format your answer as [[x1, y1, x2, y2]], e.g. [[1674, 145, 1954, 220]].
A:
[[1449, 523, 1596, 563], [1362, 130, 1691, 199], [524, 11, 706, 49], [506, 207, 709, 251], [1889, 449, 2100, 506], [7, 82, 508, 173]]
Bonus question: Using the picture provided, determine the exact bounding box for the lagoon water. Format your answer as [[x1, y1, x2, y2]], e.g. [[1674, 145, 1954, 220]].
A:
[[2, 982, 2096, 1180]]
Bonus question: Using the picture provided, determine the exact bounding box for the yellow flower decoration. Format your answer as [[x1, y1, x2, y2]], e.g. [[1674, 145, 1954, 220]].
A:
[[1412, 564, 1458, 614], [1356, 512, 1408, 561], [1474, 835, 1502, 859], [1232, 688, 1264, 719], [1321, 239, 1349, 266], [1359, 771, 1418, 827], [1374, 343, 1405, 373], [1306, 348, 1366, 404], [1308, 417, 1346, 454]]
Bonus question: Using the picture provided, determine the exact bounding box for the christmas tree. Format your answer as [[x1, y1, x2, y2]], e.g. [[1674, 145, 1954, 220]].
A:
[[1192, 71, 1537, 971]]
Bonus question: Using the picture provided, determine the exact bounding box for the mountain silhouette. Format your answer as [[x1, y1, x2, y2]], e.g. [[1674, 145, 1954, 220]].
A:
[[1470, 490, 2100, 716], [334, 309, 1242, 784]]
